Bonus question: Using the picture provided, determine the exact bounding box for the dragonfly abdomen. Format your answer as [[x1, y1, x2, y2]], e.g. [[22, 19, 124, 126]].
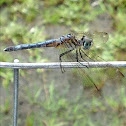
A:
[[4, 39, 58, 52]]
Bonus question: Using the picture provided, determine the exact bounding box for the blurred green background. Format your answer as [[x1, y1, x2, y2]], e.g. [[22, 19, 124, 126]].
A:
[[0, 0, 126, 126]]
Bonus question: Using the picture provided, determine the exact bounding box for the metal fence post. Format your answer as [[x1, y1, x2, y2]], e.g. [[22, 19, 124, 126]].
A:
[[13, 59, 19, 126]]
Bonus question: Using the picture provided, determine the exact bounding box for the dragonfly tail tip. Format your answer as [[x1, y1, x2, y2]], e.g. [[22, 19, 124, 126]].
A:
[[4, 48, 8, 51], [4, 47, 13, 52]]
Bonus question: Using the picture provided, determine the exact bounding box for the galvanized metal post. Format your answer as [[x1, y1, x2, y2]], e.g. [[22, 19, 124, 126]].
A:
[[13, 59, 19, 126]]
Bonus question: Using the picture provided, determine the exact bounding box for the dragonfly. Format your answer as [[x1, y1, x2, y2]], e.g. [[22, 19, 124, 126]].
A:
[[4, 31, 124, 92]]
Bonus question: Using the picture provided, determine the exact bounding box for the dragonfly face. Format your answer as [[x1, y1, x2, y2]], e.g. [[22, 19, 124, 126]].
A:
[[80, 36, 93, 50]]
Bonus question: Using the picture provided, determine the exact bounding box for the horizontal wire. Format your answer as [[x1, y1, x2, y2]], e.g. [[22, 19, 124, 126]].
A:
[[0, 61, 126, 69]]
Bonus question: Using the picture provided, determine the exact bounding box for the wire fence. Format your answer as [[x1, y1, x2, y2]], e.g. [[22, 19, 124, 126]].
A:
[[1, 61, 126, 69], [0, 60, 126, 126]]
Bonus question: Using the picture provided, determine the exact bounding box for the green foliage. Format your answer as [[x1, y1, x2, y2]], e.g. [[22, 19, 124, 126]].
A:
[[0, 51, 13, 88], [102, 32, 126, 61], [0, 98, 10, 114], [25, 84, 43, 104], [120, 86, 126, 107], [25, 113, 35, 126], [42, 0, 103, 25], [0, 0, 13, 6], [100, 0, 126, 34]]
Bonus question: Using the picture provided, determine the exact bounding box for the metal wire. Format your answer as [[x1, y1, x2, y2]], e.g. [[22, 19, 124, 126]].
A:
[[0, 61, 126, 69]]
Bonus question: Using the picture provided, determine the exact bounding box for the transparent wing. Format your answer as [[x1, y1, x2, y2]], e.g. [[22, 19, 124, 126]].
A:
[[74, 31, 109, 46], [92, 31, 109, 43]]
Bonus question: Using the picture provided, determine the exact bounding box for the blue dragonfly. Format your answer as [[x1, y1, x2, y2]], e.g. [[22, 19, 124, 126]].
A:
[[4, 31, 124, 92]]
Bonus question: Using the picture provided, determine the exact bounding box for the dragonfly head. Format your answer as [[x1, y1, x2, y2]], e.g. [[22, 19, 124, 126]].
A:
[[80, 36, 93, 50]]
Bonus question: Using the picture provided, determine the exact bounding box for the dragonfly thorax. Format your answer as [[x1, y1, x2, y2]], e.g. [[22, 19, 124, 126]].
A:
[[80, 36, 93, 50]]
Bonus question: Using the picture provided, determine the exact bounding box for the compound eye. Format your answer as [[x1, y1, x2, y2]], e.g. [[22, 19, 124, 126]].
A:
[[86, 42, 91, 46], [86, 43, 89, 46]]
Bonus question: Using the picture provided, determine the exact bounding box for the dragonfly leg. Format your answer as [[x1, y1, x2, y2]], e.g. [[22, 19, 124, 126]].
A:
[[79, 48, 87, 61], [76, 49, 88, 67], [76, 49, 79, 62], [81, 49, 95, 61], [59, 48, 74, 73], [77, 49, 89, 68]]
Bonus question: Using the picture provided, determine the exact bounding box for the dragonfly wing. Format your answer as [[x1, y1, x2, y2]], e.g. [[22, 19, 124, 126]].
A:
[[92, 31, 109, 43], [58, 44, 103, 91], [73, 31, 109, 47], [81, 48, 125, 84]]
